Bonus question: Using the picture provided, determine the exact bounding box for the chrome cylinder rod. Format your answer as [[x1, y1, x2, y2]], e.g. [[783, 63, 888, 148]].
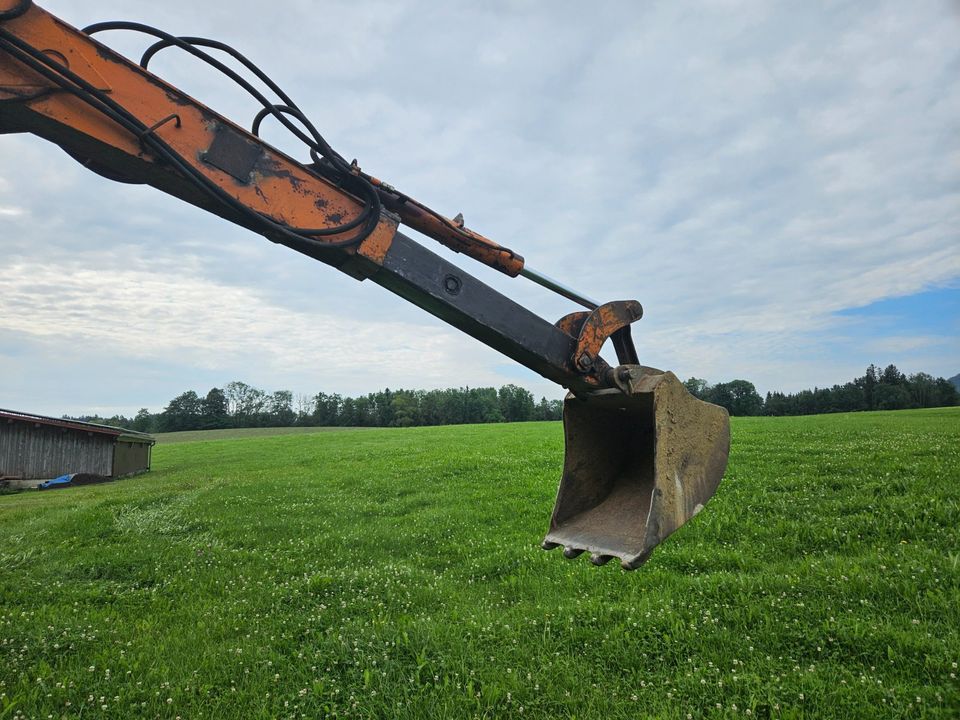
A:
[[520, 266, 599, 310]]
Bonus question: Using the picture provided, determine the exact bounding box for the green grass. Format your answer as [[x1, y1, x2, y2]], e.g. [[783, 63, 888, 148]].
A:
[[154, 426, 367, 445], [1, 409, 958, 719]]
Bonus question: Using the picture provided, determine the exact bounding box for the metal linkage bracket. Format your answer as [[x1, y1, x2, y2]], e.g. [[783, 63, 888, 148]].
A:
[[555, 300, 642, 383]]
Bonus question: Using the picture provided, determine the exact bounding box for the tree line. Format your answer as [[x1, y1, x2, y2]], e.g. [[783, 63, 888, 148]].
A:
[[683, 364, 958, 417], [69, 363, 958, 432], [74, 381, 562, 433]]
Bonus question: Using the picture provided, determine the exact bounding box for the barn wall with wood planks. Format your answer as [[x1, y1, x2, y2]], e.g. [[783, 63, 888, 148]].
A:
[[0, 421, 114, 479], [112, 439, 153, 478]]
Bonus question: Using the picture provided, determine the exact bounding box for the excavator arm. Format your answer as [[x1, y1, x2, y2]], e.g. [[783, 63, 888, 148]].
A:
[[0, 0, 729, 569]]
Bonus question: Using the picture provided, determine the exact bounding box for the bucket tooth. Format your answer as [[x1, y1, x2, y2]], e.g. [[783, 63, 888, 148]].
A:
[[543, 367, 729, 570]]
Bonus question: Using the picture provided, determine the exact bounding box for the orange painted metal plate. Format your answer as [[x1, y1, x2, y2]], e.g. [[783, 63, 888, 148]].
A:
[[0, 3, 372, 244]]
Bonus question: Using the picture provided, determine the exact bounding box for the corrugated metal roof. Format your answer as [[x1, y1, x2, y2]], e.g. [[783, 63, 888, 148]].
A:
[[0, 408, 154, 444]]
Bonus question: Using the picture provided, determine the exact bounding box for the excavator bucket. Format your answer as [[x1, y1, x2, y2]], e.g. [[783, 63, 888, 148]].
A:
[[542, 367, 729, 569]]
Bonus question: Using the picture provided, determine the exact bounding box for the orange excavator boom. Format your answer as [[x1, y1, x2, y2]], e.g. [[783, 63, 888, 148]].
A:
[[0, 0, 729, 569]]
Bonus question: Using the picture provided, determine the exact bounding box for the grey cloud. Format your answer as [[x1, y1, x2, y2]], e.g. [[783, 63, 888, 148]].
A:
[[1, 0, 958, 414]]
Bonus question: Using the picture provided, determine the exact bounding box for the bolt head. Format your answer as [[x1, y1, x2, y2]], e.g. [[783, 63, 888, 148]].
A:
[[442, 274, 462, 295]]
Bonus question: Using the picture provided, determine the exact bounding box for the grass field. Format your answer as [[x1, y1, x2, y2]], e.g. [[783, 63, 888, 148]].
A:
[[153, 426, 369, 445], [1, 409, 958, 719]]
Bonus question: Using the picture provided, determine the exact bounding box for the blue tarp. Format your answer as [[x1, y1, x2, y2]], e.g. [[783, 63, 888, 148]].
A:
[[37, 473, 112, 490], [37, 474, 75, 490]]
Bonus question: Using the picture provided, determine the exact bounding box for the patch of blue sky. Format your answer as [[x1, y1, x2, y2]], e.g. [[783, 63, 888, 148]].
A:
[[835, 285, 959, 337]]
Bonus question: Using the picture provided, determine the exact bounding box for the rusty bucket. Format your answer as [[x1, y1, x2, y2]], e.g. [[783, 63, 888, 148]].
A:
[[542, 367, 729, 570]]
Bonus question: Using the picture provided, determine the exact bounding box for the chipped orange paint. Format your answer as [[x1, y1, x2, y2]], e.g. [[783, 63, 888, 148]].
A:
[[554, 311, 589, 338], [573, 301, 643, 370], [355, 214, 399, 266], [399, 210, 524, 277], [0, 1, 525, 277], [375, 192, 525, 277], [0, 3, 372, 242]]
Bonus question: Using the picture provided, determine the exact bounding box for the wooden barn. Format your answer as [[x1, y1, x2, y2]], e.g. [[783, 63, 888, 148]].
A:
[[0, 409, 155, 489]]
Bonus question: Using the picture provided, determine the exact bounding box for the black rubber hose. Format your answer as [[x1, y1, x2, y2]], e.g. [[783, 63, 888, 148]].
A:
[[0, 0, 31, 21], [0, 27, 377, 248]]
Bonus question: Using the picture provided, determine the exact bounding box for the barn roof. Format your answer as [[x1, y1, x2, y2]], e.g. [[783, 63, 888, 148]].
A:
[[0, 408, 154, 444]]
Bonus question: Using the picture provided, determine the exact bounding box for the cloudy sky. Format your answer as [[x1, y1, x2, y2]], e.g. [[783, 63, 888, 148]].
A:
[[1, 0, 958, 417]]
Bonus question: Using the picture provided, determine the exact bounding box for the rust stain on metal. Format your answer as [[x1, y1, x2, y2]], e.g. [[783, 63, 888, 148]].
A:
[[375, 192, 525, 277], [554, 311, 589, 338], [573, 301, 643, 372]]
